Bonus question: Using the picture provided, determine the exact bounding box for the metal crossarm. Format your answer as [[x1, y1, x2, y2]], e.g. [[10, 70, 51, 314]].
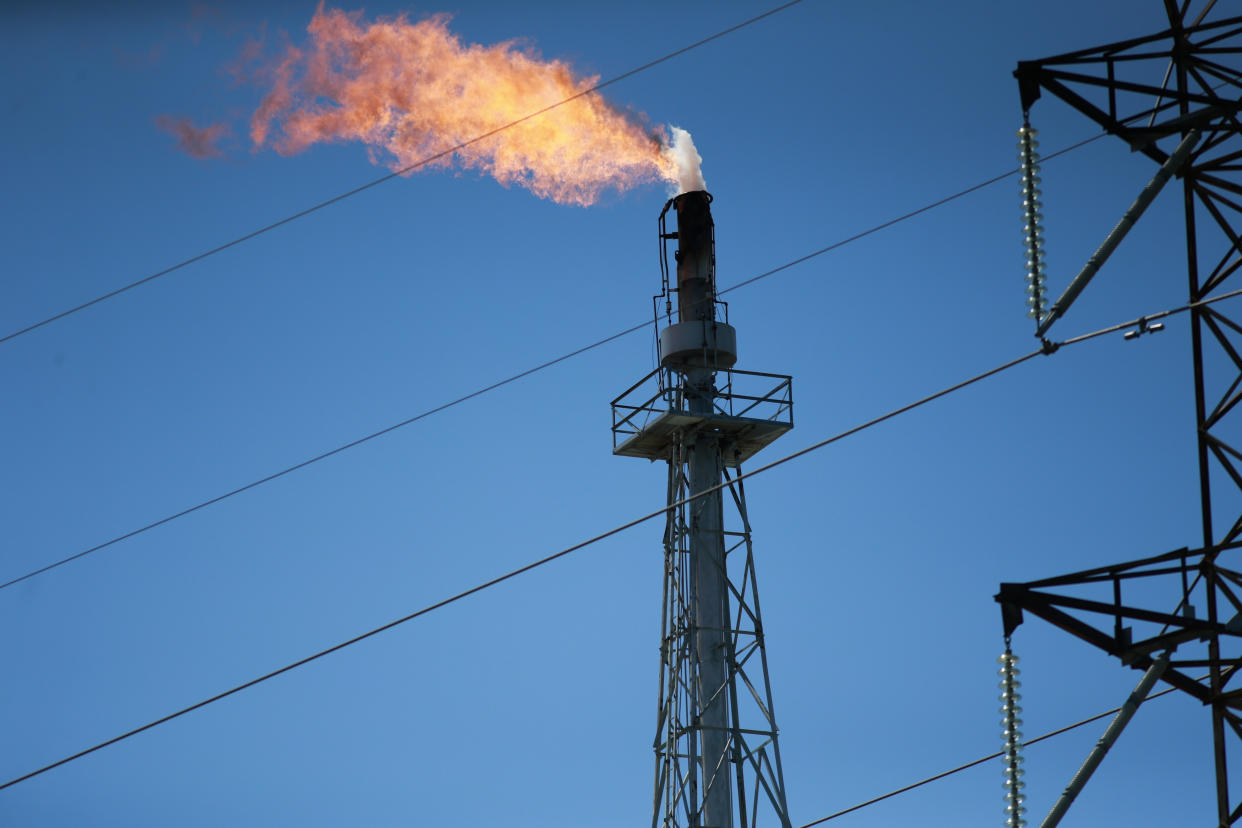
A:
[[1005, 7, 1242, 822]]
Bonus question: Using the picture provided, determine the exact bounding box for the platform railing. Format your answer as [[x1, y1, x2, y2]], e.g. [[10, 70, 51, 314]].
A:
[[611, 367, 793, 453]]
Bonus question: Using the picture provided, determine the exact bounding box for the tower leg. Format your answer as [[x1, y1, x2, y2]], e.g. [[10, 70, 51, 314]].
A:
[[652, 400, 792, 828]]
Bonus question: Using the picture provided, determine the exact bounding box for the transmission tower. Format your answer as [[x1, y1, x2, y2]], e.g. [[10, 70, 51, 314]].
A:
[[996, 5, 1242, 826], [611, 191, 795, 828]]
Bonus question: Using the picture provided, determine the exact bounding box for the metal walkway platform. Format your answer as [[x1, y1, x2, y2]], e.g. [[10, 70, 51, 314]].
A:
[[611, 367, 793, 467]]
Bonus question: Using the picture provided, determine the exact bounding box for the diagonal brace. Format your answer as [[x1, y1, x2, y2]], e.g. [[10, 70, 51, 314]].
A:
[[1039, 652, 1171, 828], [1037, 130, 1200, 337]]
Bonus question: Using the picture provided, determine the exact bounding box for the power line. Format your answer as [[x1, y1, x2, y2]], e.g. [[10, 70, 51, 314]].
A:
[[797, 682, 1188, 826], [717, 132, 1106, 299], [726, 79, 1232, 315], [1, 9, 1207, 598], [0, 0, 806, 347], [0, 132, 1104, 593], [0, 318, 649, 590], [0, 351, 1039, 790], [1, 3, 1201, 350], [9, 294, 1231, 791]]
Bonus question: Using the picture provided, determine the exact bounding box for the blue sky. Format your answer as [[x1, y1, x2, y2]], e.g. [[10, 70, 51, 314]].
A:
[[0, 1, 1230, 825]]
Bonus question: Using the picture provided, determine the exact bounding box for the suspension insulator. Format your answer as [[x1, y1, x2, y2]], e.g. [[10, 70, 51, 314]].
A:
[[999, 647, 1027, 827], [1018, 121, 1048, 325]]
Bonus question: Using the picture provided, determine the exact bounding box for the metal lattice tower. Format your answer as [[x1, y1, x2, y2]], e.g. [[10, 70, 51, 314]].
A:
[[611, 192, 794, 828], [997, 5, 1242, 826]]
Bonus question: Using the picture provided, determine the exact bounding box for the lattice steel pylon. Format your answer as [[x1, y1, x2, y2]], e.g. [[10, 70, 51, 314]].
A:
[[998, 5, 1242, 826], [611, 191, 795, 828]]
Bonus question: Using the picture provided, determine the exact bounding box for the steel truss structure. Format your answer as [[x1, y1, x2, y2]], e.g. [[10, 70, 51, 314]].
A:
[[997, 544, 1242, 823], [613, 191, 794, 828], [1001, 4, 1242, 825], [653, 424, 792, 828]]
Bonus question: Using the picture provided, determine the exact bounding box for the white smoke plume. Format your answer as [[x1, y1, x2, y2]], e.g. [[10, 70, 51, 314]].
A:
[[664, 126, 706, 195]]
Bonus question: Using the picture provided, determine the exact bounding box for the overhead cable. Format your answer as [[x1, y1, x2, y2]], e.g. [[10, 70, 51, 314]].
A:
[[8, 12, 1207, 348], [0, 133, 1109, 593], [797, 682, 1191, 826], [0, 0, 806, 346], [0, 319, 649, 590], [8, 294, 1236, 790], [1, 345, 1043, 790]]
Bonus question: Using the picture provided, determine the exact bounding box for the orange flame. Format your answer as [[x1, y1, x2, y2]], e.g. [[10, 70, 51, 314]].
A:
[[248, 6, 680, 206]]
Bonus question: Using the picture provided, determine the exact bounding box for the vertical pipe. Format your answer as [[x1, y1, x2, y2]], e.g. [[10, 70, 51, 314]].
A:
[[675, 192, 716, 325], [676, 190, 733, 828], [689, 433, 731, 827]]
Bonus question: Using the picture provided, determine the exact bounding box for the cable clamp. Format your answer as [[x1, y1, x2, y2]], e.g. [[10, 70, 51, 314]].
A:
[[1123, 316, 1165, 341], [1040, 337, 1060, 355]]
